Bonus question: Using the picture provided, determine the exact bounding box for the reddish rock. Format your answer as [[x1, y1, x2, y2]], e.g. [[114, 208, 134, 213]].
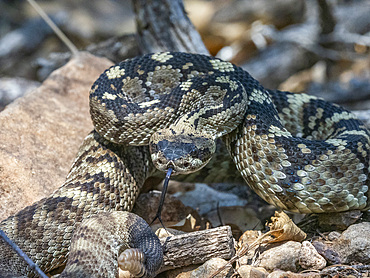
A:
[[0, 52, 113, 220]]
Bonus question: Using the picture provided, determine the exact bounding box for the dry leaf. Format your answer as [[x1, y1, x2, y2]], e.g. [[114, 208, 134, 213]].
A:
[[238, 230, 262, 250], [208, 211, 306, 278], [168, 213, 199, 232], [155, 227, 185, 238], [266, 211, 306, 243]]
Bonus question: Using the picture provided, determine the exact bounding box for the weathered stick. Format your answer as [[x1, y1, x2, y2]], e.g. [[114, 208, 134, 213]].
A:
[[132, 0, 209, 54], [158, 226, 235, 273]]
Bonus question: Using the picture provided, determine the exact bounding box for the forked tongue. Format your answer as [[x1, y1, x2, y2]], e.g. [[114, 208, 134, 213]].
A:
[[150, 167, 173, 229]]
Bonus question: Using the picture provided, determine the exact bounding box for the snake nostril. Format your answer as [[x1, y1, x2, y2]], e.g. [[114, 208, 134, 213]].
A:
[[158, 158, 166, 165]]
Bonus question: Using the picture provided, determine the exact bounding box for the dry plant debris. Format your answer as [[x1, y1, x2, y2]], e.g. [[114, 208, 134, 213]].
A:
[[208, 211, 306, 278]]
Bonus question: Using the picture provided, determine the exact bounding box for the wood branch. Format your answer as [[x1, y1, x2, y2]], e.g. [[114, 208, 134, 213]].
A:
[[317, 0, 336, 35], [158, 226, 235, 273], [132, 0, 209, 54]]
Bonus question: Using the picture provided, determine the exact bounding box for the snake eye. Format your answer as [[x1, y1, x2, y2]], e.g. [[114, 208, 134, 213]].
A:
[[183, 162, 191, 168], [189, 149, 199, 157]]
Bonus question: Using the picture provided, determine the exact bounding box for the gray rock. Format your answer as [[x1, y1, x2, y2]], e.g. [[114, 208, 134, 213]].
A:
[[298, 241, 326, 270], [173, 183, 248, 215], [311, 240, 341, 265], [258, 241, 301, 272], [327, 231, 341, 241], [331, 222, 370, 264], [189, 258, 233, 278], [267, 270, 321, 278], [238, 265, 268, 278]]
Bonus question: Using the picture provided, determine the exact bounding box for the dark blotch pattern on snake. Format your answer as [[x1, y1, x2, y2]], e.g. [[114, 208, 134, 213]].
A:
[[1, 52, 369, 277]]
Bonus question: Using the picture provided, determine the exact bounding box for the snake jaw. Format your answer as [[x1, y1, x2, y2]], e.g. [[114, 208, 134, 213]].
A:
[[150, 151, 209, 175], [149, 129, 216, 175]]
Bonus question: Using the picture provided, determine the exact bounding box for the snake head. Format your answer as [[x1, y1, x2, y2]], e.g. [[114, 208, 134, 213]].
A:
[[149, 128, 216, 175]]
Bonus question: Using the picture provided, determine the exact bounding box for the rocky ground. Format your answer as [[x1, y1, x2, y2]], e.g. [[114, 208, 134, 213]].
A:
[[0, 0, 369, 277]]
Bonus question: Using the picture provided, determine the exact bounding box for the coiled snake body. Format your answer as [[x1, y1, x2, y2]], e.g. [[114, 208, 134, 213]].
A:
[[0, 52, 369, 277]]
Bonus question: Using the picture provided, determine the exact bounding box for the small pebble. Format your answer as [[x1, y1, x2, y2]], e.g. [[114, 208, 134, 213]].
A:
[[189, 257, 233, 278], [258, 241, 301, 272], [238, 265, 268, 278], [327, 231, 341, 241], [298, 241, 326, 270]]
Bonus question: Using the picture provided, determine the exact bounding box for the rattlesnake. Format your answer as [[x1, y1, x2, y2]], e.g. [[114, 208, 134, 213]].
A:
[[1, 52, 369, 277]]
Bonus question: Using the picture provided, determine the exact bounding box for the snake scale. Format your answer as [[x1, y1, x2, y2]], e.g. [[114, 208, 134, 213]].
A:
[[0, 52, 369, 277]]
